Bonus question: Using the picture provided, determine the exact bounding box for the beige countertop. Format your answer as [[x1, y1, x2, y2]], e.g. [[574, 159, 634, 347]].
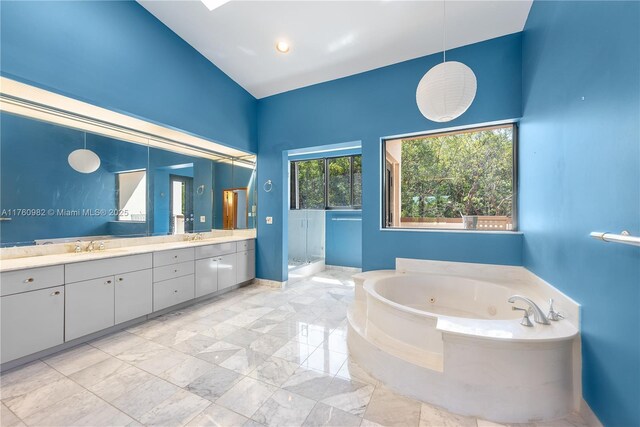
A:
[[0, 235, 254, 272]]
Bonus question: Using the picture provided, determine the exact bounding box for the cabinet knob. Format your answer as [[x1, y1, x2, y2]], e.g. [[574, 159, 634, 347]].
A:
[[118, 277, 124, 282], [106, 280, 112, 284], [173, 290, 178, 293], [174, 269, 178, 273], [24, 277, 34, 283], [174, 255, 178, 259], [51, 290, 61, 296]]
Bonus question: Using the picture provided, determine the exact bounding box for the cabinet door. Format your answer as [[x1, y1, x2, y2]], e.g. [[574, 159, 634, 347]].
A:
[[115, 269, 152, 324], [153, 275, 195, 312], [195, 258, 219, 297], [237, 250, 256, 284], [218, 253, 237, 290], [65, 276, 115, 341], [1, 286, 65, 364]]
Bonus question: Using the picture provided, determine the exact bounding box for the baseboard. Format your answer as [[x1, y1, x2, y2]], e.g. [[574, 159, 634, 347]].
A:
[[253, 278, 287, 289], [580, 399, 603, 427], [325, 264, 362, 273]]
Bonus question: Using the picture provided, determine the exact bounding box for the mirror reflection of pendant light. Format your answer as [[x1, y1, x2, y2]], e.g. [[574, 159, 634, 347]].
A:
[[68, 132, 100, 173], [416, 0, 477, 122]]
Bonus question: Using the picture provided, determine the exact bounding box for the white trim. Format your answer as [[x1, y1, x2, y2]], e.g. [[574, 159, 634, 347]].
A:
[[378, 119, 520, 232], [253, 278, 287, 289], [580, 399, 604, 427], [380, 227, 523, 235], [381, 118, 520, 142], [0, 77, 256, 162]]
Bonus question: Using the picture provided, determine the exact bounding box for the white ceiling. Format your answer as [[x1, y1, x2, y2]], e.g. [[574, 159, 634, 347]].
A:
[[139, 1, 532, 99]]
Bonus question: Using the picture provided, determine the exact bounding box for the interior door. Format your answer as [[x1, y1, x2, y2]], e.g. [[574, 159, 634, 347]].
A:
[[169, 175, 194, 234]]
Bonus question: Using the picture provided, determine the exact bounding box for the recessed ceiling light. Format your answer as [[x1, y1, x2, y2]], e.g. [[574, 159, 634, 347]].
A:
[[201, 0, 230, 12], [276, 41, 290, 54]]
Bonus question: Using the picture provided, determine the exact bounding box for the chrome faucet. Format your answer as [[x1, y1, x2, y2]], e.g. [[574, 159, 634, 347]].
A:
[[87, 241, 96, 252], [508, 295, 550, 325], [74, 240, 82, 253], [547, 298, 563, 321], [98, 241, 106, 251]]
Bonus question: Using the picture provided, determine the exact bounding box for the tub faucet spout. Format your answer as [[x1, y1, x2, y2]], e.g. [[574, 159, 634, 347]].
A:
[[508, 295, 550, 325]]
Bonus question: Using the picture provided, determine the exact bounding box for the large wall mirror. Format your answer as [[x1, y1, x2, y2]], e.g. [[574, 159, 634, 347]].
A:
[[0, 83, 256, 247]]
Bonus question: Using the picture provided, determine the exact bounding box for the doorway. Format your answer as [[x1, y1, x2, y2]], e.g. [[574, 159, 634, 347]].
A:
[[222, 187, 248, 230], [169, 175, 194, 234]]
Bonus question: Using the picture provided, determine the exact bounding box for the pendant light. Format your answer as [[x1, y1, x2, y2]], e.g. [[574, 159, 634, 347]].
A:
[[416, 0, 477, 122], [68, 132, 100, 173]]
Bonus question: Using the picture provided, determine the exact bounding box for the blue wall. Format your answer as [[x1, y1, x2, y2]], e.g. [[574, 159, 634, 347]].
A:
[[0, 0, 257, 153], [520, 2, 640, 426], [325, 211, 362, 268], [257, 34, 524, 282]]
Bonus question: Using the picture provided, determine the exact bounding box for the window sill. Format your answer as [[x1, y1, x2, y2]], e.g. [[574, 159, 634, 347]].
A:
[[379, 227, 522, 235]]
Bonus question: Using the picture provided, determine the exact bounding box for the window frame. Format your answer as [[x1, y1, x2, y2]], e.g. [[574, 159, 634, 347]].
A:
[[290, 154, 362, 210], [116, 168, 148, 222], [381, 122, 519, 232]]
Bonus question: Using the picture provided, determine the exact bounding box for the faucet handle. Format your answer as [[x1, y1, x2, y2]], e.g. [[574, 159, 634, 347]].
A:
[[74, 240, 82, 253], [512, 306, 533, 327], [547, 298, 563, 321]]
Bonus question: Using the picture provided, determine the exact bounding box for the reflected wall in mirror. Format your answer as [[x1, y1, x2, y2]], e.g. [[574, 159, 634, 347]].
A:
[[0, 112, 149, 247], [0, 111, 257, 247]]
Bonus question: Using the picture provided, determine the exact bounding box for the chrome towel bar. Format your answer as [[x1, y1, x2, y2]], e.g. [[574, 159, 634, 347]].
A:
[[331, 217, 362, 221], [590, 231, 640, 247]]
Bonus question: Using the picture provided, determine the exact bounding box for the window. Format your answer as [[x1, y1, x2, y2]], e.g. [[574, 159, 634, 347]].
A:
[[290, 155, 362, 209], [117, 170, 147, 221], [383, 124, 516, 231]]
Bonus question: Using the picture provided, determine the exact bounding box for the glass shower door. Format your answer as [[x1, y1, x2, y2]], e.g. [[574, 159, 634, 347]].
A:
[[288, 209, 325, 269]]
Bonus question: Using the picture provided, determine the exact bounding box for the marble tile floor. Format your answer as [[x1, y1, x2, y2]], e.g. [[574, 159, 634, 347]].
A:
[[1, 269, 588, 427]]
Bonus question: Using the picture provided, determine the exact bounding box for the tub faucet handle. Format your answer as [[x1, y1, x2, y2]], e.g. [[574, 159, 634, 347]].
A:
[[512, 306, 533, 327], [547, 298, 563, 321]]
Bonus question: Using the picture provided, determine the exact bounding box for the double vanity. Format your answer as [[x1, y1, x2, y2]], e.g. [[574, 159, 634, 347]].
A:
[[0, 236, 255, 368]]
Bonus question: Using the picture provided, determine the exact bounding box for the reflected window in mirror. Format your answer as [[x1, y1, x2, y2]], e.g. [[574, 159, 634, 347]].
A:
[[117, 170, 147, 222]]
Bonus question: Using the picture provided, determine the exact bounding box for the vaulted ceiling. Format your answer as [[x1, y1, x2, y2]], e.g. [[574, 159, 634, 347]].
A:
[[139, 1, 532, 99]]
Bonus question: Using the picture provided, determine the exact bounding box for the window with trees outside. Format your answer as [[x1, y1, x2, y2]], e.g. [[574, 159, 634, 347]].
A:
[[290, 155, 362, 209], [383, 124, 516, 231]]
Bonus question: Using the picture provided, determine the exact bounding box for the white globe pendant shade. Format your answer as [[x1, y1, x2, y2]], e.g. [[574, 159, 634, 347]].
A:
[[416, 61, 477, 122], [68, 149, 101, 173]]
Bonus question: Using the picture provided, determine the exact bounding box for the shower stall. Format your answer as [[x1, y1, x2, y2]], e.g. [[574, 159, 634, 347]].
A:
[[288, 209, 325, 270]]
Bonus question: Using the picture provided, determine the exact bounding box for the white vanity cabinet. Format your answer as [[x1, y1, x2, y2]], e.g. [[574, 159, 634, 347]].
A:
[[65, 253, 153, 341], [237, 248, 256, 284], [65, 276, 115, 341], [195, 257, 219, 297], [115, 269, 153, 324], [152, 248, 196, 311], [0, 238, 255, 366], [1, 286, 65, 364], [194, 242, 239, 297]]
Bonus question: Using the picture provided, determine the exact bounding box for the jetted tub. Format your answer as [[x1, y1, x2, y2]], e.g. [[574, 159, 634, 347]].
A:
[[348, 259, 581, 423]]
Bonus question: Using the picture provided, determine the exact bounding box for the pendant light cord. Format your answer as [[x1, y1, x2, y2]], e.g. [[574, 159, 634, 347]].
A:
[[443, 0, 446, 63]]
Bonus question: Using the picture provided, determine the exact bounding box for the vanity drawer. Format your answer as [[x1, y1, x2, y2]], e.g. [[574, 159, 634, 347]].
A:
[[153, 248, 195, 267], [0, 265, 65, 296], [237, 239, 255, 252], [153, 261, 194, 283], [153, 274, 195, 312], [65, 254, 152, 284], [195, 242, 237, 259]]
